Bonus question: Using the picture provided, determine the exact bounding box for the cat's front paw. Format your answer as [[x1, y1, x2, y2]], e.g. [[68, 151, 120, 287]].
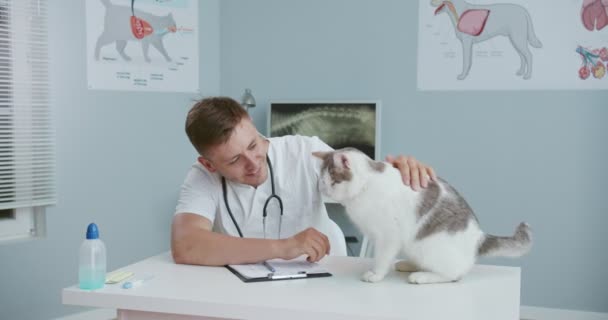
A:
[[361, 270, 384, 283]]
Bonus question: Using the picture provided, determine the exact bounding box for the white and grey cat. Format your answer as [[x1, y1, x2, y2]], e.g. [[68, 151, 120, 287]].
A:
[[95, 0, 176, 63], [313, 148, 532, 284]]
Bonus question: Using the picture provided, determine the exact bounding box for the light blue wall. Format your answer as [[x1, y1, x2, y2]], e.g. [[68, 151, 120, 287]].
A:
[[0, 1, 220, 319], [219, 0, 608, 313], [1, 1, 606, 318]]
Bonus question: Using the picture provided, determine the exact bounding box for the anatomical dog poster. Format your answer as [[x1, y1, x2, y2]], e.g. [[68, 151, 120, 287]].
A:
[[86, 0, 199, 92], [418, 0, 607, 90]]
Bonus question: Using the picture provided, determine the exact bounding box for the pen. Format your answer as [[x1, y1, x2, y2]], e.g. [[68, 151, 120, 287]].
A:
[[122, 275, 154, 289], [262, 261, 276, 273], [268, 272, 307, 280]]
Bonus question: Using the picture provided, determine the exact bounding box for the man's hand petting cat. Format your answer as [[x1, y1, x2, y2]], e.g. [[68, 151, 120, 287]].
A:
[[385, 155, 437, 191], [279, 227, 330, 262]]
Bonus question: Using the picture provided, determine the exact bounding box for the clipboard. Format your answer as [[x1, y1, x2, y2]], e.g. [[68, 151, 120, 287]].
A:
[[226, 258, 332, 283]]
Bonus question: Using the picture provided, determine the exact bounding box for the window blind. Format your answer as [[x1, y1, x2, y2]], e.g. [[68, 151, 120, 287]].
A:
[[0, 0, 55, 210]]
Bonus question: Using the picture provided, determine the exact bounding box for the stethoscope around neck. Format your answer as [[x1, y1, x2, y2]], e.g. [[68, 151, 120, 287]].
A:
[[221, 155, 284, 239]]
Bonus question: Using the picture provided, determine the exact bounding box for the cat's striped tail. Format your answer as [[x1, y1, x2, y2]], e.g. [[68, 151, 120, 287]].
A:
[[477, 222, 532, 257]]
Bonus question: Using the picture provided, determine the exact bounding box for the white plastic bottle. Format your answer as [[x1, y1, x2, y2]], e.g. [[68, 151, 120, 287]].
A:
[[78, 223, 106, 290]]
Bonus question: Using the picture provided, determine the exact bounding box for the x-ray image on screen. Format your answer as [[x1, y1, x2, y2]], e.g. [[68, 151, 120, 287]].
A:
[[269, 102, 379, 160]]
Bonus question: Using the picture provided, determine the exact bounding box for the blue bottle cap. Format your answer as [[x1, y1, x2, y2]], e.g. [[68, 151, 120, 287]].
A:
[[86, 223, 99, 239]]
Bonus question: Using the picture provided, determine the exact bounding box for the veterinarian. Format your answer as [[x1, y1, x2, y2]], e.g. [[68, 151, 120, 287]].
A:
[[171, 97, 437, 266]]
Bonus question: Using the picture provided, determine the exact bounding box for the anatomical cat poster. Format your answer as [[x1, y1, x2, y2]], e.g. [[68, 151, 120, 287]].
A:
[[417, 0, 608, 90], [86, 0, 199, 92]]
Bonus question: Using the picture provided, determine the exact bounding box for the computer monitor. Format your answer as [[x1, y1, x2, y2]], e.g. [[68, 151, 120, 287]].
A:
[[268, 101, 381, 160]]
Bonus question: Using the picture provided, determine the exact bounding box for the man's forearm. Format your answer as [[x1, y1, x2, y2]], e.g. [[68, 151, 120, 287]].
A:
[[172, 230, 287, 266]]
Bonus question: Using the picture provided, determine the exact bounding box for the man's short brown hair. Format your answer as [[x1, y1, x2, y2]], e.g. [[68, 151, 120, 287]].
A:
[[185, 97, 249, 155]]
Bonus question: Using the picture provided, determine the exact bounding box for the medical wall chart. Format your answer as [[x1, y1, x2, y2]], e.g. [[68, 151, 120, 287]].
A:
[[417, 0, 608, 90], [86, 0, 199, 92]]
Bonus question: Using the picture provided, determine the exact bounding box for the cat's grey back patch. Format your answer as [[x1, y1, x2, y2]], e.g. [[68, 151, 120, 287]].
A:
[[416, 180, 440, 219], [439, 178, 478, 224], [368, 160, 386, 172], [415, 179, 476, 240]]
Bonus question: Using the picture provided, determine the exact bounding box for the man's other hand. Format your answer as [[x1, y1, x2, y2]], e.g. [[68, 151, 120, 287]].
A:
[[280, 228, 330, 262], [385, 155, 437, 191]]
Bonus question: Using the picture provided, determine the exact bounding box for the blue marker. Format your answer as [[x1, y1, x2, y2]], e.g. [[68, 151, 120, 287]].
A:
[[122, 275, 154, 289]]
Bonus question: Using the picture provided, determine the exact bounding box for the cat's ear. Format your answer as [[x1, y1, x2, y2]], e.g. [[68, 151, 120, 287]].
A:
[[340, 154, 350, 169], [312, 151, 329, 159]]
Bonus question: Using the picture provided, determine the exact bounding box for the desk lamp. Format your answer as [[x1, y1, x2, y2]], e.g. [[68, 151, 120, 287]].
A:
[[241, 88, 256, 113]]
